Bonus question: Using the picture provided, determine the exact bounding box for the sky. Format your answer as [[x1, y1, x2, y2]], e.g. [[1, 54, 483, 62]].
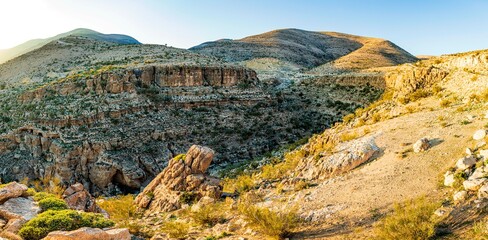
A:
[[0, 0, 487, 55]]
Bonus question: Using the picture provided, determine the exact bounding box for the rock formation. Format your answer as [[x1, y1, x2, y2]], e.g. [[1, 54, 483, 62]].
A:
[[62, 183, 106, 215], [44, 227, 130, 240], [135, 145, 221, 212]]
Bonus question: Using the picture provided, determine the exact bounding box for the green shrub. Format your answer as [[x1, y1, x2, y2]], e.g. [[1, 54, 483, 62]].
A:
[[222, 175, 256, 193], [38, 197, 68, 211], [33, 192, 58, 201], [179, 192, 198, 204], [189, 203, 226, 227], [374, 197, 441, 240], [19, 210, 114, 240]]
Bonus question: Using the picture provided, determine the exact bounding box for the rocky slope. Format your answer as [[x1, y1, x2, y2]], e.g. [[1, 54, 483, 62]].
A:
[[0, 28, 140, 65], [190, 29, 418, 73]]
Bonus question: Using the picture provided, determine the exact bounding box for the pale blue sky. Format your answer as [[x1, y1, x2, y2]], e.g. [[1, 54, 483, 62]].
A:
[[1, 0, 487, 55]]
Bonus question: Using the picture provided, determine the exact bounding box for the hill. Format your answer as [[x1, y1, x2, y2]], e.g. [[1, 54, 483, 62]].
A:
[[190, 28, 418, 72], [0, 28, 140, 64]]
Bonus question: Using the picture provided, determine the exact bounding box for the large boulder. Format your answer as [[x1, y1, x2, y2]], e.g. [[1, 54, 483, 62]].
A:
[[62, 183, 106, 215], [44, 227, 130, 240], [0, 182, 27, 203], [134, 145, 221, 212]]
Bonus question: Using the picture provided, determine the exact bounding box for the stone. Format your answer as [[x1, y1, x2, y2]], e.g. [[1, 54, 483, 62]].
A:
[[473, 130, 487, 140], [463, 178, 487, 191], [62, 183, 106, 215], [479, 149, 488, 160], [0, 197, 39, 220], [456, 156, 477, 170], [478, 183, 488, 199], [134, 145, 222, 212], [444, 172, 455, 187], [0, 182, 27, 203], [453, 190, 467, 202], [466, 148, 473, 155], [413, 138, 430, 153], [44, 227, 130, 240], [469, 167, 486, 180], [434, 208, 447, 217]]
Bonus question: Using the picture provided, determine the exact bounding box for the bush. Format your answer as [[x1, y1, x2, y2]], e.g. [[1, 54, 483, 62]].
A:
[[97, 194, 138, 224], [222, 175, 256, 193], [179, 192, 198, 204], [33, 192, 58, 201], [19, 210, 114, 240], [38, 197, 68, 211], [189, 203, 226, 227], [238, 193, 299, 239], [374, 197, 441, 240], [160, 221, 190, 239]]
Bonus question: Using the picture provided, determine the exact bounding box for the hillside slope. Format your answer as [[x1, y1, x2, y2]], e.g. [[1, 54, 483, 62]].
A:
[[0, 28, 140, 64], [190, 28, 418, 72]]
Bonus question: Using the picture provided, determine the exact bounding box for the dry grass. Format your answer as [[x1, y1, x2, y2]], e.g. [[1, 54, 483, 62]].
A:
[[222, 174, 256, 193], [374, 197, 441, 240], [160, 221, 190, 239]]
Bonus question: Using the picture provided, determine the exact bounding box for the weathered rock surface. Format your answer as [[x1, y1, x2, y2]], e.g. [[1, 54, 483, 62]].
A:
[[44, 227, 130, 240], [413, 138, 430, 153], [463, 178, 487, 191], [453, 190, 467, 202], [0, 183, 28, 204], [297, 136, 380, 180], [384, 65, 449, 98], [62, 183, 106, 215], [0, 197, 39, 221], [473, 130, 487, 141], [444, 172, 455, 187], [134, 145, 221, 212], [456, 156, 477, 170]]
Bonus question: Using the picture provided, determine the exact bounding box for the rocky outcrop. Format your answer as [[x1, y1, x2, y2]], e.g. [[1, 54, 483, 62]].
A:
[[311, 73, 386, 89], [384, 65, 449, 97], [134, 145, 221, 212], [297, 136, 380, 180], [19, 65, 258, 102], [44, 227, 130, 240], [62, 183, 106, 215], [0, 182, 39, 240]]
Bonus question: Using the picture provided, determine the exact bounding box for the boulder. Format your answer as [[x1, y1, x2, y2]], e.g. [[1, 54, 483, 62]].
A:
[[0, 182, 27, 203], [456, 156, 477, 170], [62, 183, 106, 216], [473, 130, 487, 140], [0, 197, 39, 220], [463, 178, 487, 191], [44, 227, 130, 240], [413, 138, 430, 153], [444, 172, 455, 187], [478, 183, 488, 199], [469, 167, 486, 180], [134, 145, 221, 212], [453, 190, 467, 202]]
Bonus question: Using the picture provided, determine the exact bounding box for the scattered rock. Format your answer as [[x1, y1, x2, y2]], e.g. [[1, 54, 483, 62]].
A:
[[473, 130, 487, 140], [469, 167, 486, 180], [478, 183, 488, 199], [463, 178, 487, 191], [456, 156, 477, 170], [0, 182, 28, 203], [44, 227, 130, 240], [444, 172, 455, 187], [0, 197, 39, 220], [413, 138, 430, 153], [134, 145, 222, 212], [466, 148, 473, 155], [62, 183, 107, 216], [479, 149, 488, 160], [434, 208, 447, 217], [453, 190, 467, 202]]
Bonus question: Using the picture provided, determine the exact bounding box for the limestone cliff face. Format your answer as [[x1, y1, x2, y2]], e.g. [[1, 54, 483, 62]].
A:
[[20, 65, 258, 102], [384, 65, 449, 96]]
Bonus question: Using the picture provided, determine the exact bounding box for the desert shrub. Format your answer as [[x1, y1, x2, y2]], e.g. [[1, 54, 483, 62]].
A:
[[261, 151, 301, 180], [19, 210, 114, 240], [173, 154, 186, 161], [189, 202, 227, 227], [97, 194, 138, 224], [31, 176, 66, 197], [238, 193, 299, 239], [179, 191, 198, 204], [374, 197, 441, 240], [222, 174, 256, 193], [471, 219, 488, 237], [342, 113, 355, 124], [160, 221, 190, 239], [33, 192, 58, 201], [38, 197, 68, 211], [440, 99, 452, 108]]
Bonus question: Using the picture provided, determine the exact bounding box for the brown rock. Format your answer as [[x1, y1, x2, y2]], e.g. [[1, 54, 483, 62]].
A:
[[44, 227, 130, 240], [134, 145, 221, 212], [62, 183, 106, 215], [0, 182, 28, 204]]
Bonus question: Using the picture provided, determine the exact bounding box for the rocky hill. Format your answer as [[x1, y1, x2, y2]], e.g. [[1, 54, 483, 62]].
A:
[[0, 29, 383, 197], [0, 28, 140, 64], [190, 28, 418, 73]]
